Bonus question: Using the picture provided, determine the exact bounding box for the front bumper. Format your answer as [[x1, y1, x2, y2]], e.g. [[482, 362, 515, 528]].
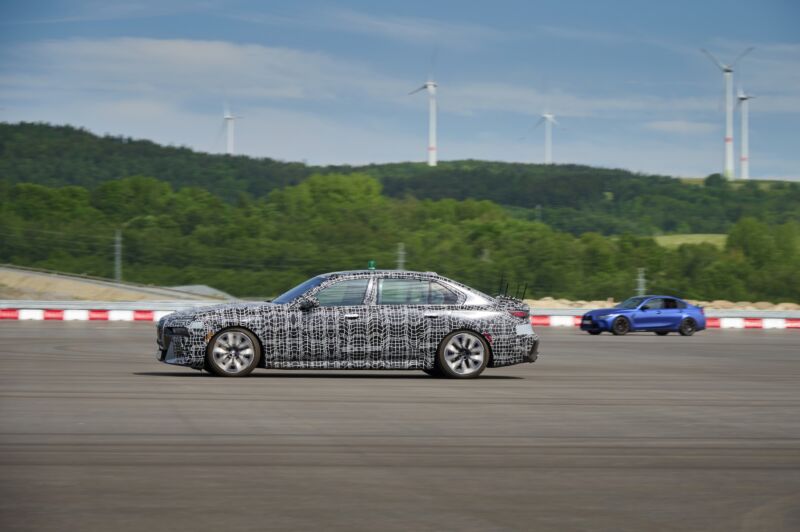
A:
[[156, 321, 206, 368], [579, 316, 612, 331]]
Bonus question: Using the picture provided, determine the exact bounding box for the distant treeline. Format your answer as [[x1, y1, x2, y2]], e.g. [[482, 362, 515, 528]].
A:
[[1, 122, 798, 236], [1, 174, 798, 302]]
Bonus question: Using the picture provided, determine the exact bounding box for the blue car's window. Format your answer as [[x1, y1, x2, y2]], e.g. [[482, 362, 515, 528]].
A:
[[272, 276, 327, 304], [663, 299, 678, 309], [316, 279, 369, 307], [378, 279, 459, 305], [616, 296, 647, 309], [642, 298, 664, 310]]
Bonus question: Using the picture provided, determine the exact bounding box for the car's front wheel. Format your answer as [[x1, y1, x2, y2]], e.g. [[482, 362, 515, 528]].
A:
[[437, 330, 488, 379], [678, 318, 697, 337], [205, 328, 261, 377], [611, 317, 630, 336]]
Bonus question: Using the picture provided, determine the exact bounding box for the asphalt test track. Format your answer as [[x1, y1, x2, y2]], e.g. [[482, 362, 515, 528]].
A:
[[1, 322, 798, 531]]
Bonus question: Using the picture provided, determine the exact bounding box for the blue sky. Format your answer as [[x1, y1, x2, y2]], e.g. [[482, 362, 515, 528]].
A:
[[1, 0, 798, 179]]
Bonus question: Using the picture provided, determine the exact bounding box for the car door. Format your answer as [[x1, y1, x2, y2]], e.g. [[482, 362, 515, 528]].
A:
[[299, 277, 370, 367], [635, 297, 667, 329], [660, 298, 683, 329], [371, 278, 459, 368]]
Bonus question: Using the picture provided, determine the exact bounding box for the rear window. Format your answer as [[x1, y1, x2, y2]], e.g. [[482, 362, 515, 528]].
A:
[[378, 279, 460, 305]]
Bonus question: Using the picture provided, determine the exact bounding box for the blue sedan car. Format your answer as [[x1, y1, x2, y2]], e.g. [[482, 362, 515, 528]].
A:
[[580, 295, 706, 336]]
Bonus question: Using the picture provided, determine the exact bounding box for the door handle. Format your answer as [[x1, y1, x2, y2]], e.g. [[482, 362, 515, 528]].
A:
[[344, 314, 359, 319]]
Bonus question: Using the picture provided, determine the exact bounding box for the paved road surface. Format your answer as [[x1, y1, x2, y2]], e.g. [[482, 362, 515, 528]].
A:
[[1, 323, 798, 531]]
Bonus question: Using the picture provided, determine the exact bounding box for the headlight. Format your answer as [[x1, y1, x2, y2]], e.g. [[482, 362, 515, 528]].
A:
[[596, 314, 614, 320], [188, 320, 205, 330]]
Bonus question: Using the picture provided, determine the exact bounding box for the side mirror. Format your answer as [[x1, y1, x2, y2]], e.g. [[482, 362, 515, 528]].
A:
[[297, 296, 319, 311]]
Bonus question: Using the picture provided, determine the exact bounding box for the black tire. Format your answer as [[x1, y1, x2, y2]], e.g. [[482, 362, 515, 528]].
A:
[[611, 317, 630, 336], [678, 318, 696, 337], [587, 330, 602, 335], [205, 327, 261, 377], [655, 331, 669, 336], [436, 330, 489, 379]]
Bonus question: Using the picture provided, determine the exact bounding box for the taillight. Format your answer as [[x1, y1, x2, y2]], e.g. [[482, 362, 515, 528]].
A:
[[509, 310, 529, 319]]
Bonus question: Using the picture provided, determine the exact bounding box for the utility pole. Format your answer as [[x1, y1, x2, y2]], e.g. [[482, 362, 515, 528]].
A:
[[114, 230, 122, 282], [396, 242, 406, 270], [636, 268, 646, 296]]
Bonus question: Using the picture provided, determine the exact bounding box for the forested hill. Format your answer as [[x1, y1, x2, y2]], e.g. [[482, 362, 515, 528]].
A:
[[2, 122, 799, 235]]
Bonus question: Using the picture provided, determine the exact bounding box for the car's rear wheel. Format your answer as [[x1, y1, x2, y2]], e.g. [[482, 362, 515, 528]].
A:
[[611, 317, 630, 336], [678, 318, 696, 337], [437, 330, 488, 379], [205, 328, 260, 377], [655, 331, 669, 336]]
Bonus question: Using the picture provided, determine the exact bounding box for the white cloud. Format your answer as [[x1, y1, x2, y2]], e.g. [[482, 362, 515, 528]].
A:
[[645, 120, 717, 134], [230, 7, 510, 49]]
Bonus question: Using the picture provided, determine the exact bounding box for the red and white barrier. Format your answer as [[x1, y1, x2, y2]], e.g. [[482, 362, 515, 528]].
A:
[[1, 307, 797, 329], [0, 308, 174, 322]]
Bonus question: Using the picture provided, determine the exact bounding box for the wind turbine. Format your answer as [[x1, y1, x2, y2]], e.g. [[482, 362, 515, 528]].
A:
[[701, 47, 753, 179], [737, 88, 755, 180], [535, 112, 559, 164], [222, 102, 242, 155], [410, 79, 438, 167]]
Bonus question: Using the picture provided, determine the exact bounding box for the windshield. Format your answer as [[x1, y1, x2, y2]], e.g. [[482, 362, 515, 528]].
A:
[[271, 275, 327, 304], [615, 296, 647, 309]]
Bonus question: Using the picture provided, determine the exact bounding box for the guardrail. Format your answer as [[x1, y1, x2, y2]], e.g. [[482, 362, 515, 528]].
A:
[[1, 301, 798, 329]]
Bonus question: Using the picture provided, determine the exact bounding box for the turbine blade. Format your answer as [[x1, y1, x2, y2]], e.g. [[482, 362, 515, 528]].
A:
[[409, 85, 427, 95], [731, 47, 754, 68], [550, 117, 560, 126], [533, 117, 546, 129], [700, 49, 726, 71]]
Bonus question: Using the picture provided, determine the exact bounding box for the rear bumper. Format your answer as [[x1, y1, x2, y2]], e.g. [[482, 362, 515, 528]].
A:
[[524, 338, 539, 363]]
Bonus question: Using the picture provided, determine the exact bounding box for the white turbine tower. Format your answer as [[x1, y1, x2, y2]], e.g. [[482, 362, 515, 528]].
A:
[[535, 112, 559, 164], [222, 102, 242, 156], [737, 88, 755, 180], [410, 79, 438, 167], [701, 47, 753, 179]]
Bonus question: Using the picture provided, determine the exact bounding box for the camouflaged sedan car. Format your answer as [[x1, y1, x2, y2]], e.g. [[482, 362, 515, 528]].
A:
[[157, 270, 539, 378]]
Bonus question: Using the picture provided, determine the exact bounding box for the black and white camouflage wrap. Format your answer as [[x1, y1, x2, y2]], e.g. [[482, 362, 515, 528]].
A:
[[157, 270, 539, 371]]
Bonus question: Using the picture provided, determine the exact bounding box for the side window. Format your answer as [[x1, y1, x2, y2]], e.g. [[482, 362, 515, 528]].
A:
[[429, 282, 460, 305], [663, 299, 678, 309], [378, 279, 461, 305], [315, 279, 369, 307], [642, 298, 664, 310], [378, 279, 428, 305], [674, 299, 687, 309]]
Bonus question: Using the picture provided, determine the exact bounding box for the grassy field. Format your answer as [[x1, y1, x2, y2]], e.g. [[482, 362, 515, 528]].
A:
[[655, 234, 727, 249]]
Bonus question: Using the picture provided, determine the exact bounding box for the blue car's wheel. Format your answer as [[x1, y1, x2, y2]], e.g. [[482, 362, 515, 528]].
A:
[[678, 318, 696, 337], [611, 317, 630, 336]]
